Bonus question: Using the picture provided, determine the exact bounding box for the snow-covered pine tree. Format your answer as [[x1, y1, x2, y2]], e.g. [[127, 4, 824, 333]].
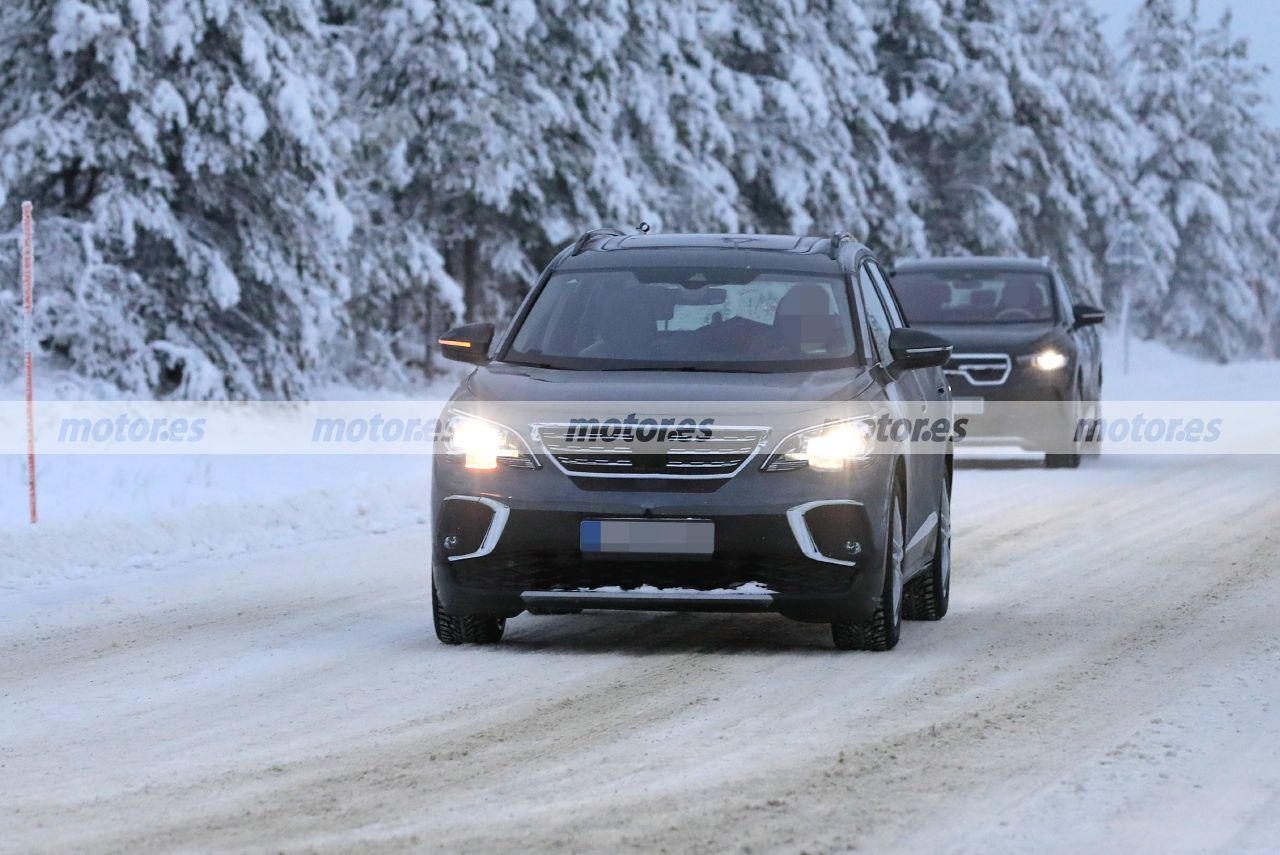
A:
[[1017, 0, 1154, 306], [874, 0, 1038, 258], [697, 0, 922, 255], [1122, 0, 1273, 360], [348, 0, 918, 326], [1193, 9, 1280, 360], [1261, 143, 1280, 357], [331, 0, 484, 377], [434, 1, 613, 316], [869, 0, 969, 258], [346, 0, 627, 332], [561, 0, 742, 236], [876, 0, 1135, 301], [0, 0, 358, 397]]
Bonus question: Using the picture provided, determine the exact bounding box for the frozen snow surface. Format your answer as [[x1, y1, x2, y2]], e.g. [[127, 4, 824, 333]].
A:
[[2, 338, 1279, 852], [0, 372, 457, 585], [1104, 334, 1280, 401]]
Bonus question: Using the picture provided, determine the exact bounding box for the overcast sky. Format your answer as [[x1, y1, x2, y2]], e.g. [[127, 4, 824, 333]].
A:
[[1087, 0, 1280, 124]]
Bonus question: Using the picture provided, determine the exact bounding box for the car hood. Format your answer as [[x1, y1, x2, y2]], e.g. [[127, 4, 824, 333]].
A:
[[456, 362, 876, 405], [910, 322, 1061, 355]]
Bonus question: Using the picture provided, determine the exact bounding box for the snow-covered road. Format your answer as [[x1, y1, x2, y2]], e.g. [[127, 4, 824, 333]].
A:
[[4, 451, 1279, 853]]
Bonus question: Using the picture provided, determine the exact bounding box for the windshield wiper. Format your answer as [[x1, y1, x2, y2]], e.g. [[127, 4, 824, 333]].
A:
[[507, 360, 564, 370]]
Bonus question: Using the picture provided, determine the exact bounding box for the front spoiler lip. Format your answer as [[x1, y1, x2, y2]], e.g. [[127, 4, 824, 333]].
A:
[[521, 590, 774, 613]]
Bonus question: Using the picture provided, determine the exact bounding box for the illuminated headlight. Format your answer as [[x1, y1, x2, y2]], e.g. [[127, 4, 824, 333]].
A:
[[762, 419, 876, 472], [1032, 350, 1068, 371], [444, 414, 537, 470]]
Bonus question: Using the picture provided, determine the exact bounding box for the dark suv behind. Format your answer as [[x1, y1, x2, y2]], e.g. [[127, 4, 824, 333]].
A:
[[891, 257, 1105, 468]]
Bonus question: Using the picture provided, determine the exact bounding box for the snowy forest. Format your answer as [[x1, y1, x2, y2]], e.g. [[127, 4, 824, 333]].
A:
[[0, 0, 1277, 399]]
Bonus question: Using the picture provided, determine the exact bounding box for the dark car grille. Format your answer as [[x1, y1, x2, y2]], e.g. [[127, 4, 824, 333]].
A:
[[533, 424, 769, 478], [945, 353, 1012, 386]]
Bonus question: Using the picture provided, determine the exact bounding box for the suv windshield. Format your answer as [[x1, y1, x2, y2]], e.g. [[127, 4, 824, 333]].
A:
[[504, 266, 860, 372], [893, 270, 1056, 324]]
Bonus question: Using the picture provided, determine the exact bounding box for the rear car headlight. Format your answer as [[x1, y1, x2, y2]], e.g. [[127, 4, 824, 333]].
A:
[[762, 419, 876, 472], [1031, 349, 1068, 371], [444, 414, 538, 470]]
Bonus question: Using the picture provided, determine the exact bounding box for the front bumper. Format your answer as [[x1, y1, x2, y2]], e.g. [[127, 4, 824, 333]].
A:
[[432, 456, 895, 624], [949, 366, 1076, 451]]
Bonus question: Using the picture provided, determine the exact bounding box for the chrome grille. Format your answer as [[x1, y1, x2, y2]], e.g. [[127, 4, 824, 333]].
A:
[[533, 424, 769, 478], [946, 353, 1012, 386]]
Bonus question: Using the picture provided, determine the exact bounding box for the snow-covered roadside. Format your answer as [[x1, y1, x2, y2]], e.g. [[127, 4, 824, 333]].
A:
[[0, 457, 432, 590], [0, 372, 457, 589], [1101, 333, 1280, 400]]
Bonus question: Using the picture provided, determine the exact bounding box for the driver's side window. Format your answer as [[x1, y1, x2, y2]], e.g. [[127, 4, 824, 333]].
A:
[[857, 266, 894, 365]]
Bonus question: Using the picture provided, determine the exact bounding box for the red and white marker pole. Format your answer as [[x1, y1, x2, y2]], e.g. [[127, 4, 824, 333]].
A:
[[21, 201, 37, 524]]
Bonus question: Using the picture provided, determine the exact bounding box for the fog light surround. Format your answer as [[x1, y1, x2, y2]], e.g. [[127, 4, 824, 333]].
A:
[[439, 495, 510, 561], [786, 499, 868, 566]]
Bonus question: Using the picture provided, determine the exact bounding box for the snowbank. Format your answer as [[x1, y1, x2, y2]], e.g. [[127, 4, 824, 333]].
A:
[[0, 372, 456, 587], [1102, 333, 1280, 401], [0, 463, 430, 590]]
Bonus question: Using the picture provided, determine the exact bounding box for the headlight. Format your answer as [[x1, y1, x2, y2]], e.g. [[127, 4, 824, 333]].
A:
[[762, 419, 876, 472], [444, 414, 537, 470], [1031, 349, 1068, 371]]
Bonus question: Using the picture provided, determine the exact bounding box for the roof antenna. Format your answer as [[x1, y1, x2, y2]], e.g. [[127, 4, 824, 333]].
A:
[[637, 221, 651, 235]]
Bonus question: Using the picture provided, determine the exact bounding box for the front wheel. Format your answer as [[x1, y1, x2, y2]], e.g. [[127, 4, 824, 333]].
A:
[[832, 487, 904, 651], [433, 584, 506, 645], [1082, 398, 1103, 458], [1044, 451, 1081, 469], [903, 486, 950, 621], [1046, 390, 1084, 469]]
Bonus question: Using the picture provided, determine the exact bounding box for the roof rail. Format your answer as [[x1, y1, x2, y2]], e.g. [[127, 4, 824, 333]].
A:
[[828, 231, 854, 260], [571, 227, 627, 257]]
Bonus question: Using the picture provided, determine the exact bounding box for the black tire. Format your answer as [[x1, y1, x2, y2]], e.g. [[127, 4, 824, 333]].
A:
[[1044, 451, 1081, 469], [903, 485, 950, 621], [832, 487, 903, 651], [1082, 399, 1103, 458], [1045, 388, 1083, 469], [433, 584, 505, 645]]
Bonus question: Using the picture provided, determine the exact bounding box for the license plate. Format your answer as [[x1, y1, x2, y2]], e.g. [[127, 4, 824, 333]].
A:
[[580, 519, 715, 555], [954, 397, 985, 415]]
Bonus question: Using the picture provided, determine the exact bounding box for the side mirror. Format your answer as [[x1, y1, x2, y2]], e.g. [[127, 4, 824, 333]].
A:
[[438, 322, 494, 364], [888, 328, 952, 370], [1072, 303, 1106, 328]]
